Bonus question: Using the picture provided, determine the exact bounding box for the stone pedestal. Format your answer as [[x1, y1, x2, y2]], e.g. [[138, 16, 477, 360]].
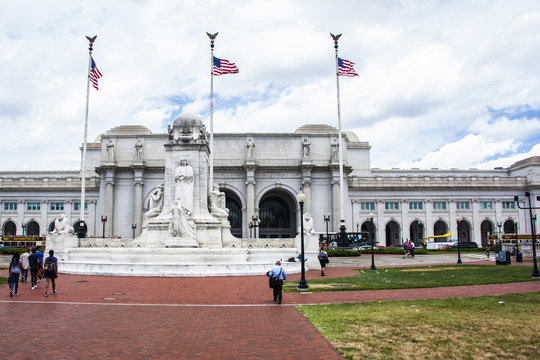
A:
[[46, 234, 79, 261]]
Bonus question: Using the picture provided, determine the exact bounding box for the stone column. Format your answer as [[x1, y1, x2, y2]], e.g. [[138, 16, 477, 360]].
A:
[[88, 200, 97, 237], [301, 165, 312, 214], [105, 169, 115, 236], [245, 164, 257, 234], [40, 200, 48, 235], [17, 200, 25, 235], [133, 168, 144, 237], [332, 180, 340, 231]]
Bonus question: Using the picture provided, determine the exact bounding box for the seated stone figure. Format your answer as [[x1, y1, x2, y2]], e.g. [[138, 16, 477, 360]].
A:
[[209, 185, 229, 217], [146, 185, 164, 218], [51, 213, 74, 235]]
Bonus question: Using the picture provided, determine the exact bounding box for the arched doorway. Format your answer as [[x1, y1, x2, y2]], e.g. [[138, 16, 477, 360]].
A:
[[457, 219, 471, 242], [481, 220, 494, 247], [409, 220, 424, 244], [48, 222, 55, 233], [26, 220, 40, 236], [259, 190, 296, 238], [503, 219, 516, 234], [224, 190, 242, 238], [3, 220, 16, 236], [385, 220, 401, 247], [361, 221, 376, 245], [433, 220, 448, 237]]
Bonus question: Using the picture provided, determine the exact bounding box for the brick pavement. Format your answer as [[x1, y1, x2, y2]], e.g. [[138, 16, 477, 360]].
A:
[[1, 256, 539, 359]]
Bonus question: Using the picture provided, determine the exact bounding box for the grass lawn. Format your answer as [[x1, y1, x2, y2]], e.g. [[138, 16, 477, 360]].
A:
[[286, 265, 540, 292], [299, 292, 540, 360]]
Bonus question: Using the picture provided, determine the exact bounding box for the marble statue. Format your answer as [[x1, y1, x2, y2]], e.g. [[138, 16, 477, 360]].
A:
[[302, 138, 311, 159], [246, 138, 255, 160], [168, 201, 196, 238], [135, 139, 144, 161], [145, 185, 164, 218], [174, 158, 194, 213], [298, 213, 316, 235], [51, 213, 74, 235], [106, 141, 115, 162], [209, 185, 229, 216], [331, 141, 338, 161]]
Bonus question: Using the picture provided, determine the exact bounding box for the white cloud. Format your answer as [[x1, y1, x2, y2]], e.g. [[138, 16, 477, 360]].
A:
[[1, 0, 540, 171]]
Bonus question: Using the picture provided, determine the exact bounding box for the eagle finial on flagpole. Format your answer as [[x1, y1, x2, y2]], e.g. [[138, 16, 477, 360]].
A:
[[86, 35, 97, 51], [207, 32, 218, 49], [330, 33, 341, 49]]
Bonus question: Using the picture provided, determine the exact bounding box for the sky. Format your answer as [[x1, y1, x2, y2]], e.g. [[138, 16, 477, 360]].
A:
[[1, 0, 540, 171]]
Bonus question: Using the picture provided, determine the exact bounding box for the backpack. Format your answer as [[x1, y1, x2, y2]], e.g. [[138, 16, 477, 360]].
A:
[[44, 257, 56, 271], [318, 251, 329, 264]]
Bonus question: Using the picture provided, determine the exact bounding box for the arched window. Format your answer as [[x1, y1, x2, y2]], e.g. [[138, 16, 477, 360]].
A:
[[26, 221, 40, 236], [259, 191, 296, 238], [3, 221, 16, 236], [224, 191, 242, 238]]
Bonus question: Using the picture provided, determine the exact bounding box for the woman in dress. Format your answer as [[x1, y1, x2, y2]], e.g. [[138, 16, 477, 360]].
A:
[[43, 249, 58, 297]]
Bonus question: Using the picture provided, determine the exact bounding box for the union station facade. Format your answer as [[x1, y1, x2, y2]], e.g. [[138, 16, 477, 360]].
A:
[[1, 122, 539, 247]]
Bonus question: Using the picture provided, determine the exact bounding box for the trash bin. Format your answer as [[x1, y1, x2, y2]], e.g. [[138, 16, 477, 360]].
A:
[[516, 253, 523, 262], [496, 251, 512, 265]]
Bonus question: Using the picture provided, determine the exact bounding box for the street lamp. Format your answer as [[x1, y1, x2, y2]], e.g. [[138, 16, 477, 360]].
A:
[[514, 193, 539, 278], [368, 212, 376, 270], [132, 224, 137, 239], [497, 222, 502, 245], [514, 219, 520, 261], [101, 215, 107, 238], [296, 191, 308, 289], [323, 213, 330, 248], [456, 217, 464, 264]]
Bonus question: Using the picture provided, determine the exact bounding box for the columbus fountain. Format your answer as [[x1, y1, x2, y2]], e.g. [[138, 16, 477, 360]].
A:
[[46, 114, 319, 276]]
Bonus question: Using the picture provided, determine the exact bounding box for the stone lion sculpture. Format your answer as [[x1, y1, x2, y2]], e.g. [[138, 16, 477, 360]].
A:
[[51, 213, 74, 235], [298, 213, 316, 235]]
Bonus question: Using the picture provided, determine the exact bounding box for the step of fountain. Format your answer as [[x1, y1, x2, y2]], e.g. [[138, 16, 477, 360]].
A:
[[58, 247, 304, 277]]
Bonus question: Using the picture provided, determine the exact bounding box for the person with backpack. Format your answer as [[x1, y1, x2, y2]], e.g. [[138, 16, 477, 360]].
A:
[[266, 260, 287, 304], [8, 252, 23, 297], [318, 248, 329, 276], [28, 247, 40, 290], [43, 249, 58, 297], [35, 246, 44, 281]]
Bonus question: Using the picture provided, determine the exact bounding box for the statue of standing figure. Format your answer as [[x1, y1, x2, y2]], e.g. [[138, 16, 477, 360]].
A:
[[302, 138, 311, 159], [174, 158, 194, 213], [169, 201, 196, 238], [246, 138, 255, 160]]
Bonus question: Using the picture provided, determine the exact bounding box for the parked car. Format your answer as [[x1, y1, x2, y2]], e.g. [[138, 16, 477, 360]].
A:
[[388, 244, 404, 249]]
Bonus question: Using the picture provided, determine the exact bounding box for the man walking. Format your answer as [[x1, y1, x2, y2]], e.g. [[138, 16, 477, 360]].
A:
[[267, 260, 287, 305]]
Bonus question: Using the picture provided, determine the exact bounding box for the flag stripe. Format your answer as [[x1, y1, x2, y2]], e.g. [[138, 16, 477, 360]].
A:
[[89, 57, 102, 90], [337, 57, 358, 77], [213, 56, 239, 76]]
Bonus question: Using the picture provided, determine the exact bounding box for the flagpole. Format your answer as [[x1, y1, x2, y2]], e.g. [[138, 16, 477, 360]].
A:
[[80, 35, 96, 231], [331, 33, 346, 230], [207, 32, 218, 190]]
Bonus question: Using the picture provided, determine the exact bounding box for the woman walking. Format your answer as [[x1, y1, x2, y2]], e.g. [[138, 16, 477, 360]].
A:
[[43, 250, 58, 297], [8, 253, 23, 297]]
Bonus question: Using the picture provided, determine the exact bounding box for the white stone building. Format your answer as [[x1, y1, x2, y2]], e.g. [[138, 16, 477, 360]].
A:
[[1, 122, 539, 247]]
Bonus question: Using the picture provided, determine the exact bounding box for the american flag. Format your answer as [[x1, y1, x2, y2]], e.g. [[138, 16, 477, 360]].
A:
[[213, 56, 239, 76], [89, 56, 102, 90], [337, 57, 358, 77]]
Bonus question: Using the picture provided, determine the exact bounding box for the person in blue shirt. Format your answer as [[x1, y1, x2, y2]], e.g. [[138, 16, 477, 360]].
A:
[[267, 260, 287, 304]]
